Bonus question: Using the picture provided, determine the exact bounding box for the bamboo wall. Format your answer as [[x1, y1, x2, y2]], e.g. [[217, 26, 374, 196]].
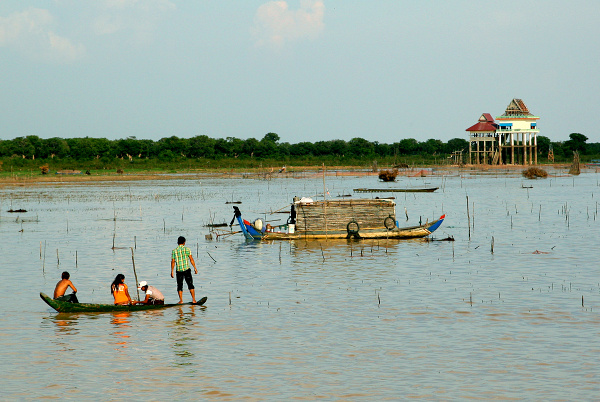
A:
[[295, 199, 396, 232]]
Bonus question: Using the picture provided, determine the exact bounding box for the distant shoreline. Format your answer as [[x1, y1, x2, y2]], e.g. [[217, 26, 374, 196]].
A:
[[0, 163, 591, 188]]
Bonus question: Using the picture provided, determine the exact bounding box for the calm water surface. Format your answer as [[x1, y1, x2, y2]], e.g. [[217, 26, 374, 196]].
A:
[[1, 170, 599, 400]]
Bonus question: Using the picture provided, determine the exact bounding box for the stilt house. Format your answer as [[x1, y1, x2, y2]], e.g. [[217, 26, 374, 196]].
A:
[[466, 99, 539, 165]]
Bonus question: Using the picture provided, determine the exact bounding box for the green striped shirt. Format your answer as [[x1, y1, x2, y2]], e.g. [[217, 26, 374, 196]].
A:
[[172, 245, 192, 272]]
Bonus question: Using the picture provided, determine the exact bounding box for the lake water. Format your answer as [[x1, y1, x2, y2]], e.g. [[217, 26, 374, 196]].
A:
[[1, 169, 599, 400]]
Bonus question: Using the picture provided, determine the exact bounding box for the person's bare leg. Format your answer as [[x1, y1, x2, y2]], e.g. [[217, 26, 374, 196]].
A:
[[178, 290, 183, 304], [190, 288, 196, 303]]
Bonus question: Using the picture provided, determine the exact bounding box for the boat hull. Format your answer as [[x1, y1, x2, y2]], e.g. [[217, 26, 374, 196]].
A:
[[40, 292, 205, 313], [237, 215, 445, 240], [233, 198, 445, 241]]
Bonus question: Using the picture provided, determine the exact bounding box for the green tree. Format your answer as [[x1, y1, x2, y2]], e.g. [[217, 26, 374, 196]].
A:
[[189, 135, 216, 158], [43, 137, 70, 158], [444, 138, 469, 154], [564, 133, 588, 153], [397, 138, 419, 155], [242, 138, 260, 157], [421, 138, 444, 155], [258, 133, 280, 157], [348, 137, 374, 157], [328, 139, 348, 156], [262, 132, 280, 143], [67, 137, 112, 159], [536, 136, 551, 156], [290, 142, 315, 156], [157, 136, 189, 157]]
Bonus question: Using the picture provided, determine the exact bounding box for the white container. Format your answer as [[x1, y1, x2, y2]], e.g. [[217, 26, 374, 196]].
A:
[[288, 224, 295, 234]]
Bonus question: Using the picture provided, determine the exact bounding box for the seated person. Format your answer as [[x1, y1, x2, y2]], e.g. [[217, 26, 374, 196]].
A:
[[54, 271, 78, 303], [137, 281, 165, 305], [111, 274, 135, 305]]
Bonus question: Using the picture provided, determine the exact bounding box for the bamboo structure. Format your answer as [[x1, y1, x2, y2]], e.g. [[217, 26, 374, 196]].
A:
[[569, 151, 581, 175], [296, 199, 396, 233]]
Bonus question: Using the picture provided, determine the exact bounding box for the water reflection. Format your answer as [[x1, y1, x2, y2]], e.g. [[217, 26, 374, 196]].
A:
[[46, 314, 80, 352], [170, 306, 201, 366], [49, 314, 80, 336], [110, 311, 132, 349]]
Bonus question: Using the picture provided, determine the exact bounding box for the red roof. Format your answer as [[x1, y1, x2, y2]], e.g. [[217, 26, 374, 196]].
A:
[[466, 113, 497, 131], [465, 122, 497, 132], [481, 113, 494, 122]]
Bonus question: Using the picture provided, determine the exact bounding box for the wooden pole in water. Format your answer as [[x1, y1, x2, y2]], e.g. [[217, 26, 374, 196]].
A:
[[323, 163, 328, 240], [466, 196, 471, 240], [130, 247, 140, 301]]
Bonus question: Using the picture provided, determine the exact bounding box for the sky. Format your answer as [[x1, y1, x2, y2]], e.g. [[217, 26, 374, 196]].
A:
[[1, 1, 599, 145]]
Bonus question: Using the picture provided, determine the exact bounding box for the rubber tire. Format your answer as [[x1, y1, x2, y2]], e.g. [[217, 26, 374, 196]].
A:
[[347, 220, 360, 235], [384, 216, 396, 230]]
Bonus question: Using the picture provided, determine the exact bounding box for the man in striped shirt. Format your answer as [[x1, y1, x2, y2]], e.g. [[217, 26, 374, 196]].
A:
[[171, 236, 198, 304]]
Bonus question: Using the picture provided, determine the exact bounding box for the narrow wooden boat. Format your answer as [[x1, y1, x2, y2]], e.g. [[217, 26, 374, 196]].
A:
[[354, 187, 439, 193], [40, 292, 207, 313], [231, 197, 445, 241]]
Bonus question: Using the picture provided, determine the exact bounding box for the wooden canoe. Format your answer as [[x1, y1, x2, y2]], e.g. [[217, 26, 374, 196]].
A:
[[40, 292, 206, 313], [353, 187, 439, 193]]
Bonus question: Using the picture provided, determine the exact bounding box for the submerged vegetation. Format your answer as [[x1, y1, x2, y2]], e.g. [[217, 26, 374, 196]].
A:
[[522, 167, 549, 179], [378, 169, 399, 182]]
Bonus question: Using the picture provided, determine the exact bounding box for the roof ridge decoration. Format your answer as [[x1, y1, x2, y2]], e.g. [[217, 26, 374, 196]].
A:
[[502, 98, 532, 116]]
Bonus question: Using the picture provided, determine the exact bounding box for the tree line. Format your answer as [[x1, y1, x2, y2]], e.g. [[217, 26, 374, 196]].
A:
[[0, 132, 598, 164]]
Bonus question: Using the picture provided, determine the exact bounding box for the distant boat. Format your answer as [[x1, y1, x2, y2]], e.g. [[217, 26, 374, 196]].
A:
[[205, 222, 228, 228], [585, 159, 600, 167], [55, 170, 82, 175], [231, 197, 444, 241], [354, 187, 438, 193]]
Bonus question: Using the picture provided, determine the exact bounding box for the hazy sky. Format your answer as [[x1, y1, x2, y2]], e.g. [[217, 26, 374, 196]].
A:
[[1, 1, 599, 145]]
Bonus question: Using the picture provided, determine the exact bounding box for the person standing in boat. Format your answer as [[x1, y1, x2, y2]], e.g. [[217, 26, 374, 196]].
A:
[[136, 281, 165, 305], [54, 271, 78, 303], [171, 236, 198, 304], [111, 274, 135, 305]]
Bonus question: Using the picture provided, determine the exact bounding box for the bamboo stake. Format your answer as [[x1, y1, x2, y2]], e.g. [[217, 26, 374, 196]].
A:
[[207, 251, 216, 262], [466, 196, 470, 240], [130, 247, 140, 301], [323, 163, 328, 240]]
